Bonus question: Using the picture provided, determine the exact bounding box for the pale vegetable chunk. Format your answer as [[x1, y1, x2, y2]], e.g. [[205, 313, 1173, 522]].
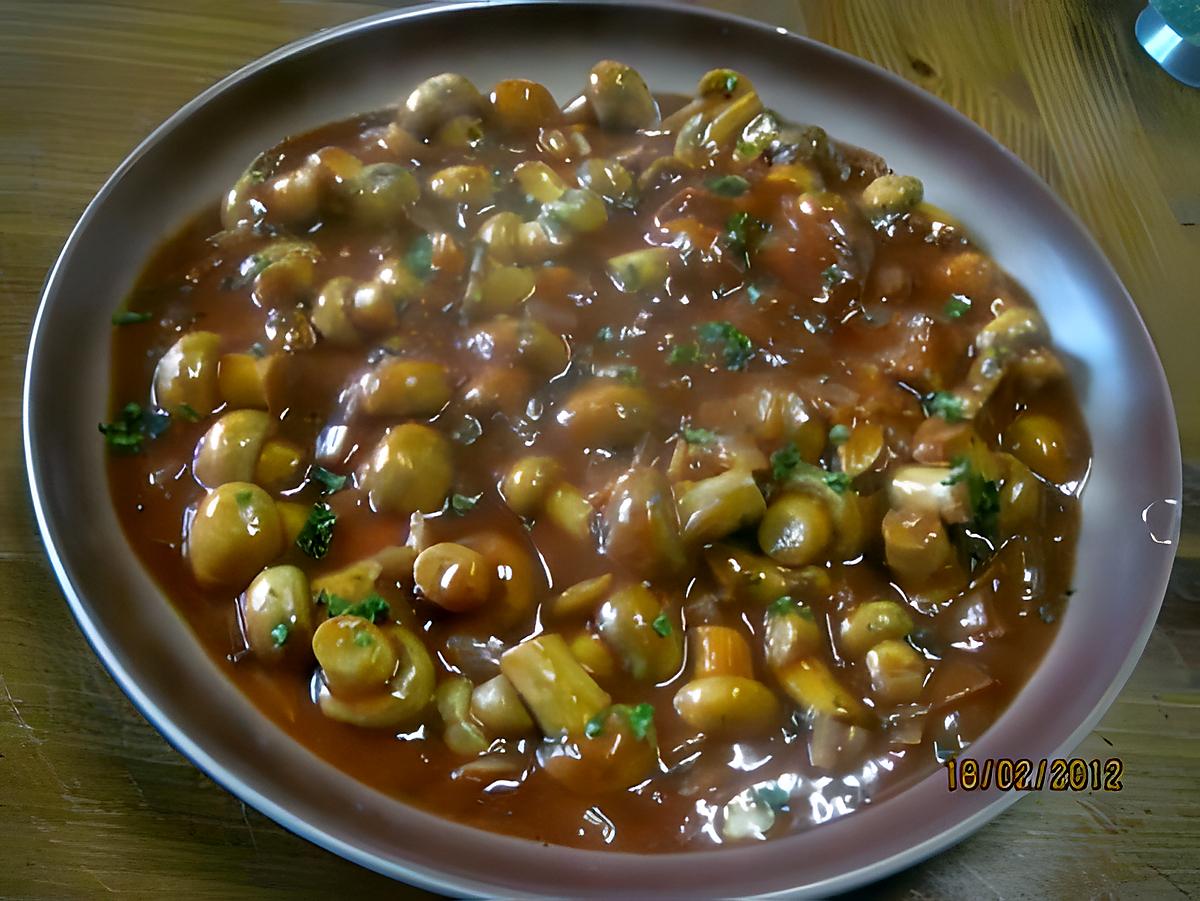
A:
[[314, 619, 436, 728], [414, 542, 493, 612], [360, 424, 453, 515], [601, 466, 685, 580], [192, 410, 271, 489], [241, 565, 313, 660], [187, 482, 283, 588], [586, 60, 659, 131], [153, 331, 221, 416], [500, 634, 612, 737], [757, 494, 833, 566], [596, 584, 683, 683], [360, 359, 452, 418], [501, 455, 562, 518], [1004, 413, 1072, 483], [677, 468, 766, 545], [839, 600, 915, 659], [470, 673, 536, 738], [862, 173, 924, 218], [865, 639, 928, 705], [558, 380, 654, 447]]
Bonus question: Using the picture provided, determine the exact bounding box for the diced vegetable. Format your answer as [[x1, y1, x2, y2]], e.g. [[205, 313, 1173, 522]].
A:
[[500, 634, 612, 737]]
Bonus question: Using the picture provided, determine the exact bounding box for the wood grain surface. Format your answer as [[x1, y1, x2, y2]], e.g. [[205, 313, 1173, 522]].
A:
[[1, 1, 1196, 897]]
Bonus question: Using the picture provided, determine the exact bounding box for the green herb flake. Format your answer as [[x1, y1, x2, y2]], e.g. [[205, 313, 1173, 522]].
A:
[[652, 613, 672, 637], [112, 310, 153, 325], [682, 426, 717, 445], [227, 252, 271, 291], [596, 325, 616, 342], [823, 471, 851, 494], [944, 456, 1001, 540], [723, 211, 769, 267], [450, 493, 481, 515], [768, 595, 796, 616], [309, 465, 348, 495], [406, 232, 434, 279], [177, 403, 201, 423], [753, 782, 790, 810], [821, 264, 849, 291], [735, 139, 757, 158], [723, 73, 740, 93], [705, 174, 750, 197], [745, 283, 763, 304], [270, 623, 290, 647], [295, 502, 336, 559], [923, 391, 966, 422], [98, 402, 171, 454], [584, 711, 606, 739], [234, 489, 254, 510], [829, 424, 851, 445], [320, 590, 390, 623], [697, 320, 754, 370], [667, 342, 700, 365], [944, 294, 971, 319], [626, 702, 655, 741], [353, 630, 375, 647], [248, 342, 267, 359], [770, 441, 802, 482]]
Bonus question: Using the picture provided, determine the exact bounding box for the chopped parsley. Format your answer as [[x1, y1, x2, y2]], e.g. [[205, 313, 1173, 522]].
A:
[[111, 310, 153, 325], [682, 426, 717, 445], [770, 441, 802, 482], [353, 630, 375, 647], [652, 613, 672, 637], [320, 590, 390, 623], [226, 252, 271, 291], [595, 325, 616, 342], [923, 391, 966, 422], [821, 264, 849, 291], [586, 703, 656, 741], [723, 73, 740, 93], [745, 283, 763, 304], [309, 465, 348, 495], [828, 424, 851, 445], [667, 342, 700, 365], [98, 402, 170, 454], [944, 457, 1001, 541], [295, 502, 336, 558], [768, 595, 797, 616], [248, 341, 267, 359], [270, 623, 290, 647], [176, 403, 201, 423], [234, 488, 254, 510], [723, 211, 769, 267], [705, 174, 750, 197], [406, 232, 434, 279], [752, 782, 790, 810], [823, 471, 851, 494], [697, 320, 754, 370], [450, 492, 481, 515], [944, 294, 971, 319]]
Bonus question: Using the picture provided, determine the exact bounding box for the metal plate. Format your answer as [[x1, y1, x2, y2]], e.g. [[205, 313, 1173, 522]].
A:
[[23, 2, 1182, 896]]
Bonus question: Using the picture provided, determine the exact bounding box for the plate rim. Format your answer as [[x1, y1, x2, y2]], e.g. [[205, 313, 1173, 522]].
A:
[[22, 0, 1183, 897]]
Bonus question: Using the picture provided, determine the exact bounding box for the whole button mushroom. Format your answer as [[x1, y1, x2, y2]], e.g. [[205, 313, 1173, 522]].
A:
[[186, 482, 283, 589], [414, 542, 494, 613], [673, 625, 780, 736], [359, 423, 453, 515], [153, 331, 221, 417]]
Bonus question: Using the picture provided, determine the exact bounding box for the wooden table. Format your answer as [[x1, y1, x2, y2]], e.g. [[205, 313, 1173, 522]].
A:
[[1, 1, 1196, 897]]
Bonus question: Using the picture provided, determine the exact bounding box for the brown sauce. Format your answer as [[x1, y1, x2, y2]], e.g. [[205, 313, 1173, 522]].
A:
[[103, 65, 1088, 852]]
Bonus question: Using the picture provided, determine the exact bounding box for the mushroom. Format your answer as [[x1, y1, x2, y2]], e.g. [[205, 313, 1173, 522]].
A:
[[673, 625, 780, 736]]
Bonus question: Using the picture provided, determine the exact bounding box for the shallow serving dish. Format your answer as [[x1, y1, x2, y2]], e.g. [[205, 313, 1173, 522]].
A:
[[23, 2, 1182, 896]]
